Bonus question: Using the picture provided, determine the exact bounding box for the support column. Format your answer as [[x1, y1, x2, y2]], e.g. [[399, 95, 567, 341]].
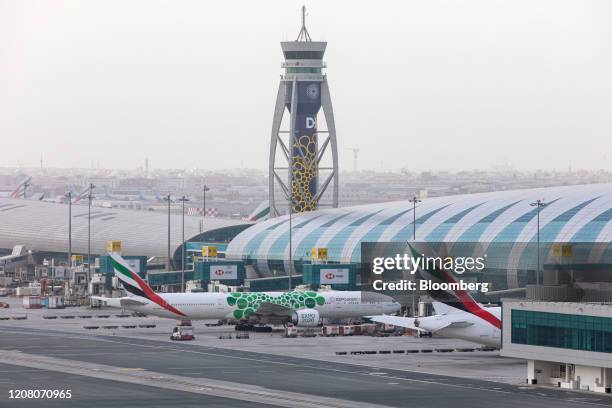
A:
[[320, 80, 339, 208], [269, 83, 287, 218]]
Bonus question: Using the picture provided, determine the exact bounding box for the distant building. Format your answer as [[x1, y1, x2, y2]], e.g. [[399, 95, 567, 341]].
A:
[[0, 198, 250, 268]]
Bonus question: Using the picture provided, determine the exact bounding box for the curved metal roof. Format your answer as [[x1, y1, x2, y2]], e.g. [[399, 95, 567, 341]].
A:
[[0, 198, 248, 257], [226, 183, 612, 270]]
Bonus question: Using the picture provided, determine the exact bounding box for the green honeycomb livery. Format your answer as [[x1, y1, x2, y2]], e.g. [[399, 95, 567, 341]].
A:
[[228, 291, 325, 320]]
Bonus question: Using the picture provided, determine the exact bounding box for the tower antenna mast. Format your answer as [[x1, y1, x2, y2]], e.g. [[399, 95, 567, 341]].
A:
[[296, 5, 312, 42]]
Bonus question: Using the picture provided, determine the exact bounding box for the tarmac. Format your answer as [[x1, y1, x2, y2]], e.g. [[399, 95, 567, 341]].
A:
[[0, 299, 611, 407], [0, 362, 272, 408]]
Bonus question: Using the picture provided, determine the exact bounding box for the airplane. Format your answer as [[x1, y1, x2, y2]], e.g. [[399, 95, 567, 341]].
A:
[[71, 185, 93, 204], [244, 200, 270, 222], [369, 300, 501, 347], [0, 176, 32, 198], [92, 252, 401, 327], [368, 242, 502, 347]]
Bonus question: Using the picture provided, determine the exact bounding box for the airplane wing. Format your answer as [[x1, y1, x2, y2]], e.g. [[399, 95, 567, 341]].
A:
[[90, 296, 147, 308], [420, 318, 475, 332], [367, 315, 427, 332], [251, 302, 293, 319], [446, 321, 474, 328], [368, 315, 474, 332]]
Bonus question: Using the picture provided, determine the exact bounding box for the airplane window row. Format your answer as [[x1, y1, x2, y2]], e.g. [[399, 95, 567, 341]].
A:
[[173, 304, 215, 306]]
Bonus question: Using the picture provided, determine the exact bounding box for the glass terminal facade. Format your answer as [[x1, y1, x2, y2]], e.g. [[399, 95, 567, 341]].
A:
[[511, 309, 612, 353]]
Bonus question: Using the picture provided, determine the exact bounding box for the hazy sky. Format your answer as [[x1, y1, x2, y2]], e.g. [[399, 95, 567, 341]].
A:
[[1, 0, 611, 172]]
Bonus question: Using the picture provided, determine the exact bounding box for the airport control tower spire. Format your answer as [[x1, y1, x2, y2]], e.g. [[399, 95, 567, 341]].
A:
[[269, 7, 339, 216], [296, 5, 311, 42]]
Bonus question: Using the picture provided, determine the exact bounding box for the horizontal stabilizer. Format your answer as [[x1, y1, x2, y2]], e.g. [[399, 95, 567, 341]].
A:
[[368, 314, 474, 333], [367, 315, 426, 332]]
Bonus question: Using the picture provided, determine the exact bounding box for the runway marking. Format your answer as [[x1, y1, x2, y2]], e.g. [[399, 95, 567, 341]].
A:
[[44, 351, 165, 356], [0, 369, 41, 373], [167, 365, 280, 370]]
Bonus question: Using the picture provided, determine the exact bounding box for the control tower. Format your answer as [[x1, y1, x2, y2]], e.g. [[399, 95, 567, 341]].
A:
[[269, 6, 338, 216]]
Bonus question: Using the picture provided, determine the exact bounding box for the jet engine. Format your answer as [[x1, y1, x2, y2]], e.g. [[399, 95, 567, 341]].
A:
[[291, 309, 320, 327]]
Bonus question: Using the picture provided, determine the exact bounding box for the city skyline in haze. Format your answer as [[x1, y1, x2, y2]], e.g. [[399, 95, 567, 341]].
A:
[[1, 0, 611, 172]]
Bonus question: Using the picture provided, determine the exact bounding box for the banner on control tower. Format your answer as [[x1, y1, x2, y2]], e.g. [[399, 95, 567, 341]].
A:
[[285, 82, 321, 212]]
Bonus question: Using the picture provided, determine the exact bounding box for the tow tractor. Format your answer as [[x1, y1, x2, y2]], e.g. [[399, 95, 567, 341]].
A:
[[170, 319, 195, 341]]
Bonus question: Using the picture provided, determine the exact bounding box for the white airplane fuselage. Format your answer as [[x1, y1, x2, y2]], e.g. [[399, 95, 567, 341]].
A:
[[417, 307, 501, 347], [110, 291, 400, 321], [370, 304, 502, 348]]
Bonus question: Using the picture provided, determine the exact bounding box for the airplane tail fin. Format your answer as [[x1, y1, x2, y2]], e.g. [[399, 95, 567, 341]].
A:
[[107, 252, 151, 298], [407, 243, 500, 329], [245, 200, 270, 222], [72, 185, 91, 204], [10, 176, 31, 198], [107, 252, 187, 317]]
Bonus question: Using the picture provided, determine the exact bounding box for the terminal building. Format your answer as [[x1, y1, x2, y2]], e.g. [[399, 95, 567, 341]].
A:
[[226, 182, 612, 392], [0, 197, 250, 289], [0, 197, 249, 262], [501, 300, 612, 393], [226, 183, 611, 291]]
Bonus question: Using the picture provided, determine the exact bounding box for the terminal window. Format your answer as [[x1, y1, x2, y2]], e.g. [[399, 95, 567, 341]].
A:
[[511, 309, 612, 353]]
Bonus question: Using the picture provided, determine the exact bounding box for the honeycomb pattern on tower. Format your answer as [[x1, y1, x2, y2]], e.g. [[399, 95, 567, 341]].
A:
[[291, 135, 318, 212]]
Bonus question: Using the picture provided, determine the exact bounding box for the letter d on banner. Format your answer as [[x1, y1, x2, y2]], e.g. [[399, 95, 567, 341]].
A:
[[306, 117, 317, 129]]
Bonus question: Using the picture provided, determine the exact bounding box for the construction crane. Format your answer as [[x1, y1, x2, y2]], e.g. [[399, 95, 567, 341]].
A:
[[345, 148, 360, 172]]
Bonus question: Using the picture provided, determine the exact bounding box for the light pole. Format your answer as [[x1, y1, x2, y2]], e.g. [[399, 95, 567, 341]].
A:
[[288, 195, 293, 291], [164, 194, 172, 271], [178, 195, 189, 292], [530, 199, 547, 286], [87, 183, 95, 287], [202, 184, 210, 225], [23, 181, 30, 199], [65, 191, 72, 268], [408, 195, 421, 317], [409, 195, 422, 241]]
